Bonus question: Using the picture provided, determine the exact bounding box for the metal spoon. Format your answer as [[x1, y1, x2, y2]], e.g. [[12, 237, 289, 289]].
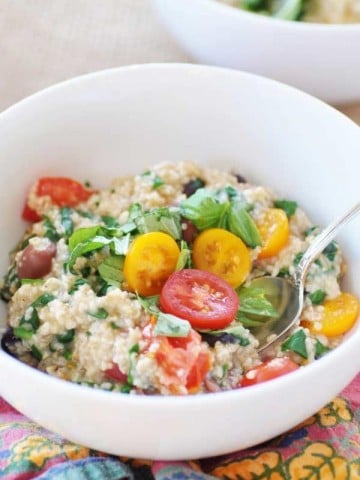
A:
[[248, 202, 360, 353]]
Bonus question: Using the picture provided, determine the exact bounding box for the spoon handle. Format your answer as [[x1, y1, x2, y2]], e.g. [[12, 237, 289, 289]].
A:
[[295, 202, 360, 285]]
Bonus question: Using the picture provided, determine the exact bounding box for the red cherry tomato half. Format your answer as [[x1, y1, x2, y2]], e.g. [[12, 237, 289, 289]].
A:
[[241, 357, 299, 387], [104, 363, 128, 383], [159, 269, 239, 330], [37, 177, 94, 207], [22, 203, 41, 222]]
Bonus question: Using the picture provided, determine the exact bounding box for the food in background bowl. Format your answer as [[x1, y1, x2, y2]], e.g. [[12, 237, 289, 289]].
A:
[[2, 161, 358, 395], [219, 0, 360, 23]]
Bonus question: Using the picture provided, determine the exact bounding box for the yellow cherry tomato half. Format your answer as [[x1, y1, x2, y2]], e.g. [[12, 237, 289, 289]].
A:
[[124, 232, 180, 296], [256, 208, 290, 259], [192, 228, 251, 288], [303, 293, 359, 337]]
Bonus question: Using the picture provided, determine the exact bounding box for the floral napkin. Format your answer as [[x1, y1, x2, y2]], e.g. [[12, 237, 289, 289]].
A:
[[1, 373, 359, 480]]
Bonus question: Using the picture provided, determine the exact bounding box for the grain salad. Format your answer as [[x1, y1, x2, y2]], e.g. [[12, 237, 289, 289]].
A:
[[1, 162, 358, 395], [219, 0, 360, 23]]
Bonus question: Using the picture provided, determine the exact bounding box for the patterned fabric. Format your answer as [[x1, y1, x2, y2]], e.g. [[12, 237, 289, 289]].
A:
[[0, 374, 359, 480]]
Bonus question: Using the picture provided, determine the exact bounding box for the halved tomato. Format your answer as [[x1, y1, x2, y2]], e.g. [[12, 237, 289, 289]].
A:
[[159, 269, 239, 330], [256, 208, 289, 259], [124, 232, 180, 296], [241, 357, 299, 387], [192, 228, 251, 288]]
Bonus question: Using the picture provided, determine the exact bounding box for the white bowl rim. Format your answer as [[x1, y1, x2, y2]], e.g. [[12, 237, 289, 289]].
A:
[[0, 62, 359, 406], [196, 0, 360, 30]]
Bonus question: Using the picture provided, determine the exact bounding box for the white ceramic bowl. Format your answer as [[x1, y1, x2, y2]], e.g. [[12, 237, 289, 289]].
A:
[[0, 64, 359, 460], [152, 0, 360, 104]]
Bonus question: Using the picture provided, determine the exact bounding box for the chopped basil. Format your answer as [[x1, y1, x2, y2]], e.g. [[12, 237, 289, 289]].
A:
[[56, 329, 75, 344], [154, 312, 191, 338], [76, 209, 95, 219], [43, 217, 60, 242], [102, 216, 120, 228], [136, 294, 160, 315], [236, 285, 279, 327], [227, 201, 262, 248], [31, 345, 43, 361], [127, 344, 140, 385], [120, 384, 132, 394], [135, 207, 182, 240], [180, 188, 229, 231], [141, 170, 165, 189], [13, 326, 33, 340], [273, 0, 304, 20], [281, 329, 308, 358], [176, 240, 191, 270], [32, 293, 55, 308], [278, 267, 290, 278], [129, 343, 140, 354], [315, 339, 330, 359], [69, 226, 101, 252], [98, 255, 124, 287], [242, 0, 266, 10], [304, 225, 319, 237], [323, 241, 338, 261], [60, 207, 74, 236], [21, 278, 45, 286], [88, 308, 108, 319], [274, 199, 298, 217], [18, 308, 40, 335], [309, 289, 326, 305], [63, 349, 72, 361], [96, 281, 112, 297], [293, 252, 304, 266], [68, 278, 88, 294], [110, 322, 119, 330]]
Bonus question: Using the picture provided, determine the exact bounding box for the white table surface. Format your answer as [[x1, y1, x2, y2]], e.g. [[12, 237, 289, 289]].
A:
[[0, 0, 359, 124]]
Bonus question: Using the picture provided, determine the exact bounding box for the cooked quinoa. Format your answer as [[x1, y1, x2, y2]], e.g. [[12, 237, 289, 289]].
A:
[[219, 0, 360, 23], [0, 162, 358, 395]]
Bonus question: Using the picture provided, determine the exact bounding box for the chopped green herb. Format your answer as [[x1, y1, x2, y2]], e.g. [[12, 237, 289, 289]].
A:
[[315, 339, 330, 359], [63, 349, 72, 361], [76, 209, 95, 219], [304, 225, 319, 237], [110, 322, 119, 330], [56, 329, 75, 344], [227, 201, 262, 248], [60, 207, 74, 236], [21, 278, 45, 286], [309, 289, 326, 305], [180, 188, 229, 231], [141, 171, 165, 189], [236, 285, 279, 327], [102, 216, 120, 228], [120, 384, 132, 394], [96, 281, 112, 297], [293, 252, 304, 266], [273, 0, 304, 20], [176, 240, 191, 270], [274, 199, 298, 217], [98, 255, 124, 287], [323, 241, 338, 261], [135, 207, 182, 240], [32, 293, 55, 308], [13, 326, 33, 340], [281, 329, 308, 358], [129, 343, 140, 354], [19, 308, 40, 333], [43, 217, 60, 242], [154, 312, 191, 338], [136, 294, 160, 315], [68, 278, 88, 294], [88, 308, 108, 319], [31, 345, 43, 361], [278, 267, 290, 278], [80, 266, 92, 278], [69, 226, 101, 252]]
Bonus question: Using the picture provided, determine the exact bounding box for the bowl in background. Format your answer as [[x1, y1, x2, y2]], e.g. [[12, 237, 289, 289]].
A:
[[152, 0, 360, 104], [0, 64, 359, 460]]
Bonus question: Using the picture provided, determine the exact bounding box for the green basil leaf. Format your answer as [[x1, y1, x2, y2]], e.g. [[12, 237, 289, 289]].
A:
[[323, 241, 338, 261], [154, 312, 191, 337], [135, 207, 182, 240], [176, 240, 191, 270], [69, 226, 100, 252], [242, 0, 266, 11], [228, 202, 262, 248], [274, 199, 298, 217], [98, 256, 124, 287], [43, 217, 60, 242], [309, 289, 326, 305], [31, 344, 43, 361], [281, 329, 308, 358], [13, 326, 33, 340], [111, 234, 131, 255], [20, 308, 40, 332], [273, 0, 304, 20], [60, 207, 74, 236], [136, 294, 160, 315], [235, 311, 268, 328], [315, 339, 330, 359], [129, 343, 140, 354], [21, 278, 45, 286], [68, 278, 89, 294], [238, 286, 278, 317], [293, 252, 304, 266], [141, 171, 165, 189], [88, 308, 108, 319], [180, 188, 229, 230], [32, 293, 55, 308], [101, 216, 120, 228], [56, 328, 75, 344], [304, 225, 319, 237], [68, 237, 109, 271]]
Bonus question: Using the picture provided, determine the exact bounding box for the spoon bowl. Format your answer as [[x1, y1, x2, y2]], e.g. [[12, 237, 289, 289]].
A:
[[253, 202, 360, 353]]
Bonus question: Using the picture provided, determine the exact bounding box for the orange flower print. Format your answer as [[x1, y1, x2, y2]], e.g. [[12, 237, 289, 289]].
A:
[[211, 451, 285, 480], [316, 398, 353, 428], [287, 442, 349, 479]]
